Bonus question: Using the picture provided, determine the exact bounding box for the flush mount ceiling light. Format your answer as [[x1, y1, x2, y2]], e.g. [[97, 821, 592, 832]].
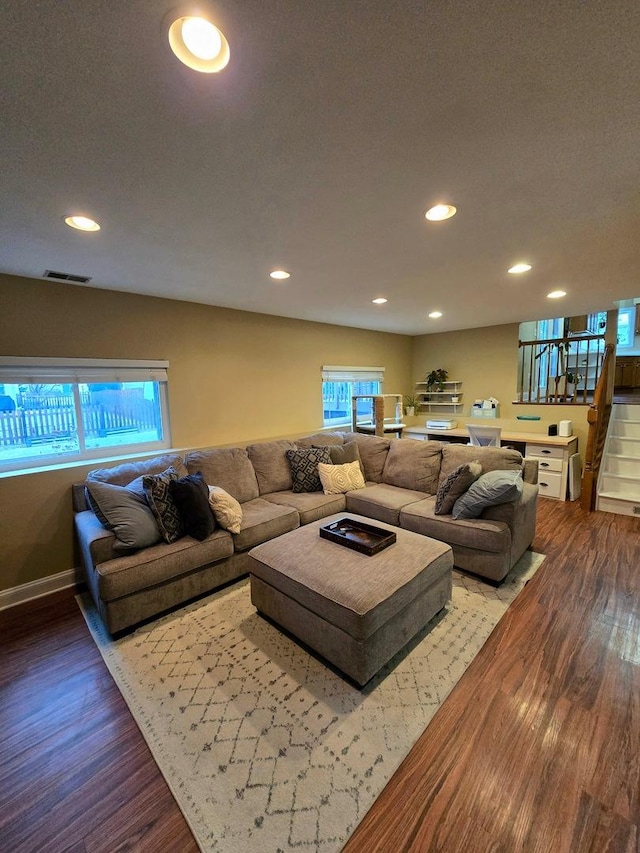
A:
[[424, 204, 457, 222], [168, 14, 230, 73], [428, 310, 443, 318], [372, 297, 388, 304], [508, 262, 532, 274], [269, 269, 290, 280], [547, 290, 567, 299], [64, 215, 100, 232]]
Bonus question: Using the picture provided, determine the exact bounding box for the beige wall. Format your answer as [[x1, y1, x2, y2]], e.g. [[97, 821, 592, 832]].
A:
[[0, 273, 412, 592], [410, 322, 589, 456]]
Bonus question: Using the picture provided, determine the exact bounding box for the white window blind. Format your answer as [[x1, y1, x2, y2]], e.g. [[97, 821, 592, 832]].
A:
[[0, 357, 169, 384], [321, 365, 385, 383]]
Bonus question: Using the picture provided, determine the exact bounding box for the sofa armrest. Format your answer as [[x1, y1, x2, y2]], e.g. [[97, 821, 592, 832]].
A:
[[523, 459, 538, 485], [482, 481, 538, 562], [74, 510, 119, 571]]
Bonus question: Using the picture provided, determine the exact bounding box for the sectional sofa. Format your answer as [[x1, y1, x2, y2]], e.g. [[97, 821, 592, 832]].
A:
[[73, 431, 539, 634]]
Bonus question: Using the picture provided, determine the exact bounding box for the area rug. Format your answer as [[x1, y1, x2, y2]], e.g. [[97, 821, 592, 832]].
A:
[[79, 551, 544, 853]]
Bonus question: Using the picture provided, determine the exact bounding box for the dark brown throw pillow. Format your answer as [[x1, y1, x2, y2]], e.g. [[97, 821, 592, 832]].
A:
[[434, 461, 483, 515], [169, 471, 216, 541]]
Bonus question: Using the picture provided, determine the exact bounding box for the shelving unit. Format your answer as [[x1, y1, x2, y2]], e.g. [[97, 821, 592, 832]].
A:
[[415, 380, 463, 413]]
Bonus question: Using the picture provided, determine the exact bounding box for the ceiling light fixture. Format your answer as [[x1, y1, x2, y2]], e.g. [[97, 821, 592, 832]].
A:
[[425, 204, 457, 222], [372, 297, 388, 304], [168, 14, 230, 73], [64, 215, 100, 232], [428, 311, 443, 318], [269, 269, 290, 280], [508, 262, 532, 274], [547, 290, 567, 299]]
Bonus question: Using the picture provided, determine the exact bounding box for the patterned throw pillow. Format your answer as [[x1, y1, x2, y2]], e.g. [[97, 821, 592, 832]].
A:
[[207, 485, 243, 534], [317, 461, 366, 495], [143, 467, 184, 543], [435, 461, 483, 515], [286, 447, 332, 493]]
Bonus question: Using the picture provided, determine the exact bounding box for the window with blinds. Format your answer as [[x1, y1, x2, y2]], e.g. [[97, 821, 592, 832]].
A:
[[0, 358, 171, 472], [321, 365, 385, 428]]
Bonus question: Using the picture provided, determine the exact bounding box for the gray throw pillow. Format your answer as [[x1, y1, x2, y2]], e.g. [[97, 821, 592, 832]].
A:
[[323, 440, 365, 477], [435, 461, 482, 515], [85, 478, 161, 551], [143, 467, 184, 543], [285, 447, 332, 492], [452, 469, 523, 519]]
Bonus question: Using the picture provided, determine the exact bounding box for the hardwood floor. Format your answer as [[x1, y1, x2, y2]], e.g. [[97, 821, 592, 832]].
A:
[[1, 499, 639, 852]]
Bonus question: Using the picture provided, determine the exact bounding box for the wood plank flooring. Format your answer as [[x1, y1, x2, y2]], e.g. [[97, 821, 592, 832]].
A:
[[1, 499, 639, 852]]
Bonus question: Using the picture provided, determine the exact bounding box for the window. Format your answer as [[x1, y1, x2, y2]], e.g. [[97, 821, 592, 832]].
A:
[[617, 306, 636, 349], [0, 358, 170, 472], [321, 365, 385, 427]]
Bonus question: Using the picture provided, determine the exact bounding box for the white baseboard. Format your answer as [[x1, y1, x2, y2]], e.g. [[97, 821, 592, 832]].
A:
[[0, 568, 78, 611]]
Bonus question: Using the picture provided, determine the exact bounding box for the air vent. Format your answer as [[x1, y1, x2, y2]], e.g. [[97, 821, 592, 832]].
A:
[[43, 269, 92, 283]]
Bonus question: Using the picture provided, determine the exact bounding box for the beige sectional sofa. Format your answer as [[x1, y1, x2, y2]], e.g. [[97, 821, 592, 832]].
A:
[[74, 431, 538, 634]]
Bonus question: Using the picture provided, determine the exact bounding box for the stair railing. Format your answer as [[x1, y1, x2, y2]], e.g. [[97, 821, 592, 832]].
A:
[[581, 343, 615, 511]]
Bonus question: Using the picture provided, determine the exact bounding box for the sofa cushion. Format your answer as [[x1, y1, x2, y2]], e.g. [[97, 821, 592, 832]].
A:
[[382, 439, 442, 493], [232, 498, 299, 552], [86, 453, 188, 487], [318, 460, 366, 494], [341, 433, 390, 482], [207, 485, 243, 534], [295, 431, 345, 449], [261, 490, 346, 525], [84, 478, 161, 551], [400, 496, 511, 554], [345, 482, 427, 525], [185, 447, 260, 503], [438, 444, 524, 487], [143, 467, 184, 543], [247, 440, 297, 494], [95, 528, 235, 601], [452, 469, 524, 519], [169, 472, 216, 541], [286, 447, 332, 492], [435, 461, 483, 515]]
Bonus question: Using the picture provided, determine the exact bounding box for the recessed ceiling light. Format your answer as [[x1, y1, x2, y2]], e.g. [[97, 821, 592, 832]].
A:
[[508, 263, 532, 274], [372, 297, 388, 304], [168, 15, 230, 73], [547, 290, 567, 299], [64, 215, 100, 232], [424, 204, 457, 222], [269, 269, 290, 280], [428, 311, 443, 318]]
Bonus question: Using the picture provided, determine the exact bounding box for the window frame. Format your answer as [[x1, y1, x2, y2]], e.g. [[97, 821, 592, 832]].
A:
[[0, 357, 171, 474], [321, 365, 385, 428]]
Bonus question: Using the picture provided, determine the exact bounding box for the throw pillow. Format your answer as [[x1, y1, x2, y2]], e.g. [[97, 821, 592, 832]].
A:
[[434, 461, 483, 515], [169, 471, 216, 541], [317, 461, 366, 495], [85, 478, 161, 551], [208, 485, 243, 534], [452, 469, 523, 520], [323, 440, 365, 477], [143, 467, 184, 543], [285, 447, 332, 493]]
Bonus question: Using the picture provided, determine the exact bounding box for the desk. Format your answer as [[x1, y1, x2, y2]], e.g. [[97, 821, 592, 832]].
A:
[[355, 422, 405, 438], [404, 426, 579, 501]]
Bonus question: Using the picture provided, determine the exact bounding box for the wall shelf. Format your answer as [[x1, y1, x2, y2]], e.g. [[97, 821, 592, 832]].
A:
[[415, 381, 463, 413]]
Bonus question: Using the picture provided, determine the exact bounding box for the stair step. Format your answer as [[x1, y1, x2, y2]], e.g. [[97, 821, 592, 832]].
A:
[[611, 421, 640, 438], [608, 436, 640, 457], [604, 455, 640, 475], [596, 493, 640, 517]]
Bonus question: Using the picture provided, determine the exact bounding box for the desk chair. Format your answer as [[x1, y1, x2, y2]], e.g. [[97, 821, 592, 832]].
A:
[[467, 425, 502, 447]]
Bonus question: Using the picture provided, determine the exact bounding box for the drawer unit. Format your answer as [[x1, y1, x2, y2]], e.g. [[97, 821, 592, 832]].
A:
[[525, 443, 565, 460], [529, 455, 563, 473], [536, 470, 563, 499]]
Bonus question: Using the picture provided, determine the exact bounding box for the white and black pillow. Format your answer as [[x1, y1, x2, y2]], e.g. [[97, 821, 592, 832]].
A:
[[286, 447, 332, 492]]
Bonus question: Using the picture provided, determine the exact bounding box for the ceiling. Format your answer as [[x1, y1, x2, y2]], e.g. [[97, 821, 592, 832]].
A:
[[1, 0, 639, 336]]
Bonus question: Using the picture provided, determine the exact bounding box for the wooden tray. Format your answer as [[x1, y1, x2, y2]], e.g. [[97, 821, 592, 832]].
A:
[[319, 517, 396, 556]]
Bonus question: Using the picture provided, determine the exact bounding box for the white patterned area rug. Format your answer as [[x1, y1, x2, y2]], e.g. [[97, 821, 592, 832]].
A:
[[79, 551, 544, 853]]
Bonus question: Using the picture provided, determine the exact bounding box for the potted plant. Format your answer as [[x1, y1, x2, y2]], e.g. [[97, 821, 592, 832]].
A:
[[403, 394, 420, 416], [425, 368, 449, 392]]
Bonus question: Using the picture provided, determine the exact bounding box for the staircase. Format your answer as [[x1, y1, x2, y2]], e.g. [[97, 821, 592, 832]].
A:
[[596, 403, 640, 516]]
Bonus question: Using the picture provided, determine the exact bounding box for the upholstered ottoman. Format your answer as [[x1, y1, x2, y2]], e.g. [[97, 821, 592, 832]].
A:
[[248, 513, 453, 686]]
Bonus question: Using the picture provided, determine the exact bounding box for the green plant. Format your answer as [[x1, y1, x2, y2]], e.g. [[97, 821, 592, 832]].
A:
[[425, 368, 448, 391], [403, 394, 420, 410]]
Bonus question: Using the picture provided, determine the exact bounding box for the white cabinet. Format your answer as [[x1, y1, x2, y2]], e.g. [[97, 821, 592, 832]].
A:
[[525, 442, 574, 501], [415, 380, 463, 413]]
